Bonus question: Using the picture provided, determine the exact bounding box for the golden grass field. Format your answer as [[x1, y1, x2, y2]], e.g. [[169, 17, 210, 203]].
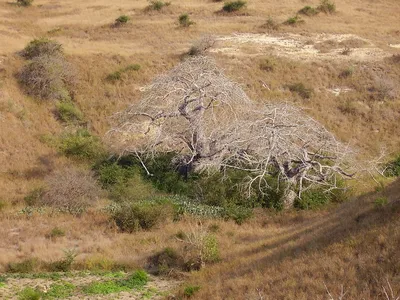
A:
[[0, 0, 400, 298]]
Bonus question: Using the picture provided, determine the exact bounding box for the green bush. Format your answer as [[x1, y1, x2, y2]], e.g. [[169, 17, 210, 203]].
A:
[[115, 15, 130, 25], [45, 282, 75, 298], [283, 15, 305, 26], [7, 258, 39, 273], [21, 38, 62, 59], [287, 82, 313, 99], [179, 14, 194, 27], [298, 6, 318, 16], [294, 189, 330, 210], [58, 129, 105, 161], [106, 64, 141, 82], [317, 0, 336, 14], [384, 155, 400, 177], [55, 101, 83, 123], [223, 204, 252, 224], [184, 285, 201, 297], [374, 197, 388, 208], [17, 0, 33, 7], [203, 234, 220, 263], [95, 162, 135, 189], [222, 0, 246, 12], [146, 0, 170, 11], [24, 187, 45, 206], [113, 202, 173, 232], [18, 287, 41, 300], [47, 249, 77, 272]]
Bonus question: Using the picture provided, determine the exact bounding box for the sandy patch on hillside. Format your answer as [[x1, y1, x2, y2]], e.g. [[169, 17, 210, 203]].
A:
[[212, 33, 391, 62]]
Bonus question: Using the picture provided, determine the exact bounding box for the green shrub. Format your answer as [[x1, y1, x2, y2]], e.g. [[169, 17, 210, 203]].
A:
[[24, 187, 45, 206], [287, 82, 313, 99], [259, 58, 275, 72], [374, 197, 388, 208], [184, 285, 201, 297], [113, 202, 173, 232], [295, 189, 330, 210], [58, 129, 105, 161], [283, 15, 305, 26], [21, 38, 62, 59], [7, 258, 39, 273], [146, 0, 170, 11], [106, 64, 141, 82], [96, 163, 135, 188], [384, 155, 400, 177], [298, 6, 318, 16], [17, 0, 33, 7], [18, 287, 41, 300], [45, 227, 65, 239], [222, 0, 246, 12], [317, 0, 336, 14], [55, 101, 83, 123], [18, 55, 75, 101], [47, 249, 77, 272], [223, 204, 252, 224], [261, 17, 280, 31], [115, 15, 130, 26], [179, 14, 194, 27]]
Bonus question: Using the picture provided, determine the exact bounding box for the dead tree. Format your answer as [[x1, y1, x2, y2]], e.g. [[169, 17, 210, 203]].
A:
[[109, 56, 357, 203]]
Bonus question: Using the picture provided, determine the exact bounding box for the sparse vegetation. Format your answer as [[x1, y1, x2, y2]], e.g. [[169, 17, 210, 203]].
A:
[[259, 57, 275, 72], [261, 17, 280, 31], [178, 14, 194, 27], [18, 287, 41, 300], [115, 15, 130, 26], [188, 35, 215, 56], [317, 0, 336, 14], [298, 6, 318, 16], [146, 0, 170, 11], [16, 0, 33, 7], [55, 101, 83, 123], [287, 82, 313, 99], [106, 64, 140, 82], [283, 15, 304, 26], [21, 38, 62, 59], [222, 0, 246, 12], [184, 285, 201, 297]]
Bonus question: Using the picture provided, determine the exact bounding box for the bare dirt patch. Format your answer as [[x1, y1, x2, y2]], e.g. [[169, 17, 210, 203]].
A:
[[212, 33, 391, 62]]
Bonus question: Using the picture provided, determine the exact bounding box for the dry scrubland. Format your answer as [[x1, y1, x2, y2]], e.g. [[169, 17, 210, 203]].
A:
[[0, 0, 400, 299]]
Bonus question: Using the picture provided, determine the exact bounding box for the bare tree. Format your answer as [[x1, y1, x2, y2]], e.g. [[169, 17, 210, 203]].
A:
[[109, 56, 357, 205]]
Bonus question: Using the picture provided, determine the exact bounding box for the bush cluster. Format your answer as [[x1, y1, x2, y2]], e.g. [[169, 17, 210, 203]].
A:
[[222, 0, 246, 12], [178, 14, 194, 27]]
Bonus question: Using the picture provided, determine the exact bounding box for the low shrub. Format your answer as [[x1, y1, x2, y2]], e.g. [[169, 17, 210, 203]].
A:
[[58, 129, 105, 161], [202, 234, 220, 263], [317, 0, 336, 14], [259, 58, 275, 72], [287, 82, 313, 99], [106, 64, 141, 82], [45, 282, 75, 299], [18, 287, 41, 300], [24, 187, 45, 206], [374, 197, 388, 208], [17, 0, 33, 7], [261, 17, 280, 31], [18, 55, 75, 101], [45, 227, 65, 239], [294, 189, 330, 210], [146, 0, 170, 11], [147, 247, 185, 275], [179, 14, 194, 27], [7, 258, 39, 273], [184, 285, 201, 297], [222, 0, 246, 12], [298, 6, 318, 16], [21, 38, 62, 59], [55, 101, 83, 123], [95, 162, 136, 189], [188, 35, 215, 56], [223, 204, 252, 224], [40, 167, 100, 215], [113, 202, 173, 232], [283, 15, 305, 26], [115, 15, 130, 26], [47, 249, 77, 272], [384, 155, 400, 177]]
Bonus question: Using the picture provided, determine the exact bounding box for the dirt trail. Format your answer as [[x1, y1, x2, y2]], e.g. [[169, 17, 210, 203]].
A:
[[212, 33, 392, 62]]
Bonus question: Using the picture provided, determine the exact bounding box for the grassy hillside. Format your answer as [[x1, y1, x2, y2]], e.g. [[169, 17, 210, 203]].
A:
[[0, 0, 399, 299]]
